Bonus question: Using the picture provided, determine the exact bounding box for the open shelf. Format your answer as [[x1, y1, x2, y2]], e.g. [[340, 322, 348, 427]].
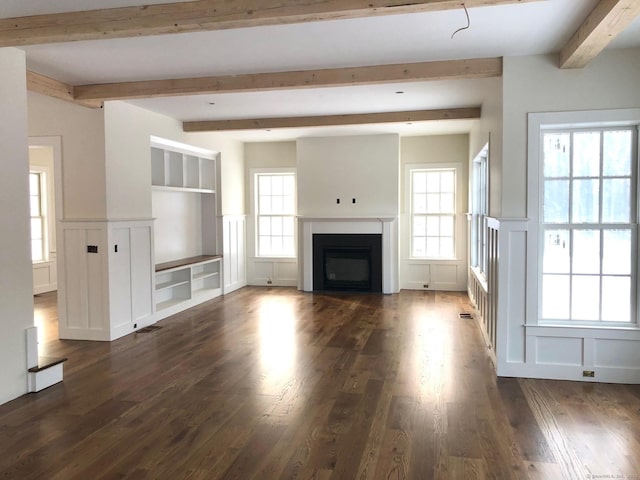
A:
[[153, 255, 222, 316], [155, 278, 190, 291], [150, 143, 216, 193]]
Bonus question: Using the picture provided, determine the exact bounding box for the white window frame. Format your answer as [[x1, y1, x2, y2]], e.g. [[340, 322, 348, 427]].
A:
[[470, 144, 489, 276], [250, 168, 297, 259], [406, 163, 460, 261], [29, 169, 48, 264], [527, 109, 640, 329]]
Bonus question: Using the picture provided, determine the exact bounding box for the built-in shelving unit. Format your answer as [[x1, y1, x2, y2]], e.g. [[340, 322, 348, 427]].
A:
[[150, 136, 223, 321], [154, 255, 222, 320], [151, 145, 216, 193]]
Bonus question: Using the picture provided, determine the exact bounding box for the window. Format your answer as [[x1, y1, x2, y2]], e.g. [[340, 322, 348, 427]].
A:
[[540, 127, 637, 324], [410, 167, 456, 259], [254, 171, 296, 257], [29, 171, 47, 263], [471, 145, 488, 274]]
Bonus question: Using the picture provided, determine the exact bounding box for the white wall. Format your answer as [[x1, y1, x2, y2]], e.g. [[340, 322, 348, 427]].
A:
[[244, 141, 297, 286], [400, 135, 469, 291], [497, 49, 640, 383], [469, 77, 502, 218], [152, 191, 203, 264], [297, 135, 400, 217], [0, 48, 34, 404], [28, 92, 106, 219], [104, 102, 162, 219]]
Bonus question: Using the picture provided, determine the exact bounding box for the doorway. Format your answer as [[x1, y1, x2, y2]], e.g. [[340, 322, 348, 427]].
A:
[[29, 137, 62, 343]]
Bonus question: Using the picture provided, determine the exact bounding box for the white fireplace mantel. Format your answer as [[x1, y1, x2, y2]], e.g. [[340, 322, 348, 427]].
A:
[[297, 216, 399, 294]]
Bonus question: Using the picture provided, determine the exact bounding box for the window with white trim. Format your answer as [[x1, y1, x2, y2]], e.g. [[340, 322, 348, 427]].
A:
[[29, 171, 47, 263], [410, 167, 456, 259], [540, 127, 638, 324], [471, 145, 488, 274], [254, 171, 296, 257]]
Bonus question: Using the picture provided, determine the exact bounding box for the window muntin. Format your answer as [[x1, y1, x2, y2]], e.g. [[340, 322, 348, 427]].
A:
[[29, 172, 47, 263], [255, 172, 296, 257], [540, 128, 637, 324], [410, 168, 456, 259]]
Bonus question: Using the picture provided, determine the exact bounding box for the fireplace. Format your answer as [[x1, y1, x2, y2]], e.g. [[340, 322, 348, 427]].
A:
[[313, 234, 382, 292]]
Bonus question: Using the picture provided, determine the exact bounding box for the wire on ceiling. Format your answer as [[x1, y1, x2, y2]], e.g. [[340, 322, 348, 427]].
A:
[[451, 3, 470, 39]]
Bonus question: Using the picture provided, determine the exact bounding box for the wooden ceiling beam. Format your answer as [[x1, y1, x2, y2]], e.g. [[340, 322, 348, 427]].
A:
[[26, 71, 102, 108], [74, 57, 502, 102], [560, 0, 640, 69], [1, 0, 543, 47], [183, 107, 481, 131]]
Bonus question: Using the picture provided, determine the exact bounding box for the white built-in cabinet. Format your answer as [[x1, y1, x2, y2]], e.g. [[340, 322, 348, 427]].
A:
[[150, 137, 223, 321], [154, 255, 222, 320], [58, 219, 155, 341]]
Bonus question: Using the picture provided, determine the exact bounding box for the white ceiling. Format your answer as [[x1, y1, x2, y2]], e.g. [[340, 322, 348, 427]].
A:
[[5, 0, 640, 142]]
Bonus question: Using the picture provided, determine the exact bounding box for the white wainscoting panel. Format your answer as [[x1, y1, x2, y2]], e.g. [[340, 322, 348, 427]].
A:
[[249, 258, 298, 286], [489, 216, 640, 384], [595, 339, 640, 368], [223, 215, 247, 294], [33, 257, 57, 294], [535, 337, 583, 366], [402, 260, 466, 290]]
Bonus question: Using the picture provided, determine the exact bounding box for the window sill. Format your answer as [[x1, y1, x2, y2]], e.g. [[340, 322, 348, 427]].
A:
[[469, 266, 488, 292], [524, 323, 640, 340], [527, 322, 640, 331], [32, 259, 52, 265], [406, 257, 459, 262]]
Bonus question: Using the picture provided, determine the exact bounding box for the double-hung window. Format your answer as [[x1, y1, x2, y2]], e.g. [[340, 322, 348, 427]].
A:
[[410, 167, 456, 259], [254, 171, 296, 257], [540, 127, 637, 324], [29, 171, 47, 263], [471, 145, 488, 274]]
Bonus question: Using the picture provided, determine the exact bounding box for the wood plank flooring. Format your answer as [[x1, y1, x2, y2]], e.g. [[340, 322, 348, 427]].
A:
[[2, 287, 640, 479]]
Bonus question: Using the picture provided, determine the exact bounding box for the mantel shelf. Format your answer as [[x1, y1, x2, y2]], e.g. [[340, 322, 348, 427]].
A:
[[297, 216, 397, 222]]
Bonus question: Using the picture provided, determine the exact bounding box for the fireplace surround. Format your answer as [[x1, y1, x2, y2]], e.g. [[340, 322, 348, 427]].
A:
[[298, 216, 398, 294]]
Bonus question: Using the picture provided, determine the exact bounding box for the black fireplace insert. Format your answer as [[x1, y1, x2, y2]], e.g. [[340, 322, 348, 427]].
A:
[[313, 234, 382, 293]]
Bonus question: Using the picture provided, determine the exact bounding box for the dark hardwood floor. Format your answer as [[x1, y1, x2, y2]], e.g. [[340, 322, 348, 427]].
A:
[[2, 288, 640, 479]]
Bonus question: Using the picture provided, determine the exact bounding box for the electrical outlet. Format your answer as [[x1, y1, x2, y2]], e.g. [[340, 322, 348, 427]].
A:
[[267, 279, 273, 285], [423, 284, 429, 288], [87, 245, 98, 253], [583, 370, 595, 378]]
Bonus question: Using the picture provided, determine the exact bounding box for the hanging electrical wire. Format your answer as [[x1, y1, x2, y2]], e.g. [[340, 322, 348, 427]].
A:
[[451, 3, 470, 39]]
